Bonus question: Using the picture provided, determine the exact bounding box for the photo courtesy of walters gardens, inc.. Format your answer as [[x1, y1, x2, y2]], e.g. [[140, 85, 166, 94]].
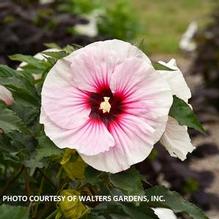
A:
[[0, 1, 219, 219]]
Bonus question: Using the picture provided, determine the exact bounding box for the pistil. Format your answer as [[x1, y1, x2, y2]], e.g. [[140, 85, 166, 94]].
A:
[[99, 97, 111, 113]]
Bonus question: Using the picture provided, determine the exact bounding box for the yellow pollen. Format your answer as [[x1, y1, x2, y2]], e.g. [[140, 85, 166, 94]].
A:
[[99, 97, 111, 113]]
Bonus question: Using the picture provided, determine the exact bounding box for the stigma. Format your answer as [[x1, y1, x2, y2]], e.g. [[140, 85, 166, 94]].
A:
[[99, 97, 111, 113]]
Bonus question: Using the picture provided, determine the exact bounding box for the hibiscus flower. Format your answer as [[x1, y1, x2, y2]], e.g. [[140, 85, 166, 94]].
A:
[[40, 39, 193, 173]]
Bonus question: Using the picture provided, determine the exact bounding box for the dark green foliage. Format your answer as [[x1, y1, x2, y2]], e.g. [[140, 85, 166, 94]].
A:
[[145, 186, 208, 219], [97, 0, 139, 41], [83, 202, 159, 219], [169, 96, 205, 133], [0, 34, 208, 219], [0, 204, 29, 219], [0, 0, 97, 67], [0, 0, 139, 68], [109, 168, 144, 195]]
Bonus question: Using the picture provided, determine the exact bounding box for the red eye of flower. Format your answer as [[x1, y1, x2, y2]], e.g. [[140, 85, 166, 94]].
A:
[[88, 86, 125, 126]]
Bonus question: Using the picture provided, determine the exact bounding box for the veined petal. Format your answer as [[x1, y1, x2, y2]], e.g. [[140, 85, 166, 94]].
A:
[[66, 39, 151, 65], [160, 116, 195, 160], [158, 59, 191, 102], [110, 57, 173, 144], [80, 114, 165, 173], [41, 59, 90, 129], [40, 108, 115, 155], [42, 86, 90, 129], [110, 58, 173, 118], [68, 49, 113, 92], [65, 39, 151, 92], [42, 59, 74, 89], [0, 85, 14, 106]]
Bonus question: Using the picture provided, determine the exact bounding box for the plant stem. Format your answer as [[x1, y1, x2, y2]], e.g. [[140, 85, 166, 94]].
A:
[[37, 168, 57, 190], [45, 209, 58, 219]]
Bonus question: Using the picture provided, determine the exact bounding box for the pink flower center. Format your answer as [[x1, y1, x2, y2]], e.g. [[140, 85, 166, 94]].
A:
[[88, 86, 125, 126]]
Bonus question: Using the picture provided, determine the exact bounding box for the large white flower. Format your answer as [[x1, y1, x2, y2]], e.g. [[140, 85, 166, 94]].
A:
[[158, 59, 195, 160], [40, 39, 173, 173]]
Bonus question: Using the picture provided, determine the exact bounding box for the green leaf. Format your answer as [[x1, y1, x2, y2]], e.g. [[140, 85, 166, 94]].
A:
[[87, 202, 159, 219], [0, 204, 29, 219], [0, 76, 39, 105], [88, 203, 128, 219], [84, 166, 102, 185], [24, 135, 62, 175], [59, 189, 89, 219], [121, 203, 159, 219], [63, 45, 76, 54], [0, 65, 17, 77], [152, 62, 175, 71], [145, 186, 208, 219], [109, 168, 144, 195], [82, 215, 105, 219], [61, 150, 86, 180], [44, 43, 62, 49], [169, 95, 205, 133], [9, 54, 47, 70], [3, 131, 35, 155], [42, 51, 67, 60], [11, 104, 39, 126], [24, 158, 44, 175], [36, 135, 62, 161], [0, 105, 28, 134]]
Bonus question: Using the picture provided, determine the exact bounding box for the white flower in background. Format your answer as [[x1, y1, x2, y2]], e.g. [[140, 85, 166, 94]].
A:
[[39, 0, 54, 4], [153, 208, 177, 219], [74, 10, 102, 37], [180, 21, 197, 52], [0, 85, 14, 106], [158, 59, 195, 160]]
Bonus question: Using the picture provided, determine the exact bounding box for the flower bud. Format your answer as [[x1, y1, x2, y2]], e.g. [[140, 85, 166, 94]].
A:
[[0, 85, 14, 106], [59, 189, 89, 219]]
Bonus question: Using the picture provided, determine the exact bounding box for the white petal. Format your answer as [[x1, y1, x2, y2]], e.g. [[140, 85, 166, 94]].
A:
[[153, 208, 177, 219], [109, 57, 173, 146], [158, 59, 195, 160], [160, 116, 195, 160], [41, 58, 90, 129], [65, 39, 152, 92], [42, 85, 90, 130], [40, 108, 115, 155], [110, 57, 173, 119], [66, 39, 151, 64], [80, 114, 167, 173], [158, 59, 191, 102]]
